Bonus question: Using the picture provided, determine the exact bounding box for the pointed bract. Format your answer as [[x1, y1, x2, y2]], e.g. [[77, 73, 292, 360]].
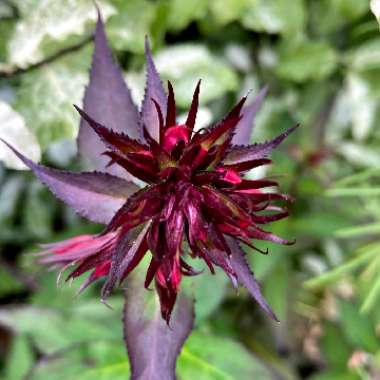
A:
[[77, 12, 141, 179], [141, 38, 167, 141], [232, 86, 268, 145], [227, 237, 278, 321], [1, 140, 139, 224], [225, 125, 299, 165]]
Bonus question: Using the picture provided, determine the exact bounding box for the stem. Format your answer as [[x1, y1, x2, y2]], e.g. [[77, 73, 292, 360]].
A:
[[122, 275, 194, 380]]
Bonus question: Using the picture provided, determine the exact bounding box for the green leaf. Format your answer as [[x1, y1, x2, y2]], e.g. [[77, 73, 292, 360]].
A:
[[209, 0, 247, 26], [178, 333, 273, 379], [276, 41, 338, 82], [304, 243, 379, 288], [167, 0, 208, 31], [338, 299, 379, 352], [154, 44, 239, 107], [189, 267, 229, 324], [15, 50, 90, 148], [310, 372, 358, 380], [241, 0, 305, 37], [0, 301, 123, 354], [106, 0, 155, 53], [7, 0, 114, 67], [4, 335, 34, 380], [28, 341, 129, 380], [320, 322, 352, 370], [360, 273, 380, 314], [0, 100, 41, 169], [0, 265, 24, 297], [22, 181, 54, 239]]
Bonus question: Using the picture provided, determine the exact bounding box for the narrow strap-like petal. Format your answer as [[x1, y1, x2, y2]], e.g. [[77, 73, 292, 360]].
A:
[[2, 140, 139, 224], [77, 11, 141, 179], [141, 37, 167, 141]]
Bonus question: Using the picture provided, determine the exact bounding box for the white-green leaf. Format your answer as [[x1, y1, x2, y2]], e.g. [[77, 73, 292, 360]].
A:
[[0, 100, 41, 169], [371, 0, 380, 28], [15, 52, 90, 148], [154, 44, 239, 107], [7, 0, 115, 67]]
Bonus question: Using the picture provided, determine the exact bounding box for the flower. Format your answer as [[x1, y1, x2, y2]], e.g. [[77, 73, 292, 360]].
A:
[[2, 13, 296, 323]]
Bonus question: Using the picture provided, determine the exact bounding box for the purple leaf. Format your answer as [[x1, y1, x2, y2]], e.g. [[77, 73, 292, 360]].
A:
[[124, 274, 194, 380], [232, 86, 268, 145], [77, 11, 141, 179], [2, 139, 139, 224], [141, 38, 167, 142], [227, 237, 278, 321], [224, 125, 298, 165]]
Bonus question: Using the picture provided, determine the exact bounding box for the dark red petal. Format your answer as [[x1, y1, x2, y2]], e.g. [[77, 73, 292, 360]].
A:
[[227, 237, 278, 321], [151, 98, 165, 143], [165, 81, 176, 127], [141, 37, 167, 141], [75, 105, 148, 154], [2, 140, 139, 224], [185, 80, 201, 136], [124, 278, 194, 378], [224, 125, 299, 165], [103, 151, 159, 183], [102, 223, 150, 299], [192, 97, 247, 149], [163, 125, 189, 153], [232, 86, 268, 145], [222, 158, 272, 173], [77, 12, 141, 179]]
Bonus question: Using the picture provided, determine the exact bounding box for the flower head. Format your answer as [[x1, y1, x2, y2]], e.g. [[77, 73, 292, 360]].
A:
[[3, 14, 296, 323]]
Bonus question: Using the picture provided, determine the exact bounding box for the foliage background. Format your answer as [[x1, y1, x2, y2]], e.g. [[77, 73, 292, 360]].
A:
[[0, 0, 380, 379]]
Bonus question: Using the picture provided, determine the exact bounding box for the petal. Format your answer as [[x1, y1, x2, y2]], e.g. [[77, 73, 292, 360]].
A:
[[224, 125, 299, 165], [232, 86, 268, 145], [2, 140, 139, 224], [141, 37, 167, 141], [227, 237, 278, 321], [77, 11, 141, 178], [185, 80, 201, 136]]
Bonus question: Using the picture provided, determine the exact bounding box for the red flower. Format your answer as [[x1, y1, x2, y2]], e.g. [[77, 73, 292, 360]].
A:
[[2, 14, 296, 323]]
